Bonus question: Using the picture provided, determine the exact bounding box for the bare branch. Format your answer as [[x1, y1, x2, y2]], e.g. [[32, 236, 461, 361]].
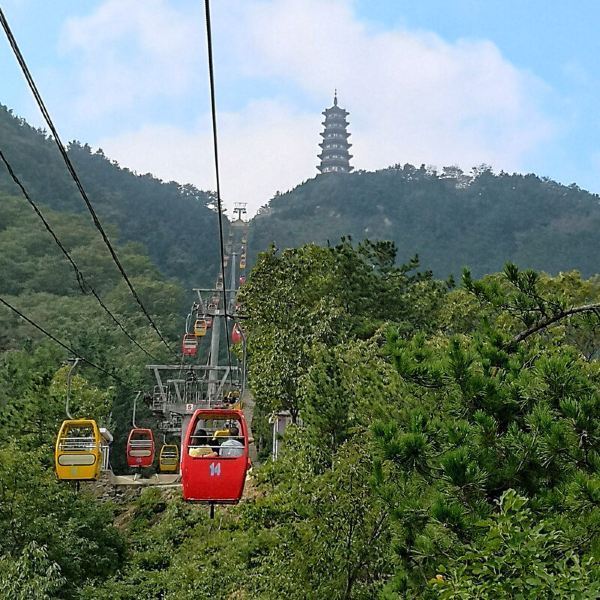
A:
[[508, 303, 600, 347]]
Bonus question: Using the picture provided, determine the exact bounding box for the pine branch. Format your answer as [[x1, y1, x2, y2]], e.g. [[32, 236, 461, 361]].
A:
[[508, 303, 600, 347]]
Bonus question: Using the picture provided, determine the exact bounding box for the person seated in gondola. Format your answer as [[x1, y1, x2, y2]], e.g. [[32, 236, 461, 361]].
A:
[[219, 425, 244, 458], [189, 428, 218, 457], [66, 425, 95, 449]]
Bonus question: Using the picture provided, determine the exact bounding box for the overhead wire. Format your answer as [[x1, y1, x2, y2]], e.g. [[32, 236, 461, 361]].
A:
[[0, 7, 175, 356], [203, 0, 233, 376], [0, 295, 128, 386], [0, 148, 162, 362]]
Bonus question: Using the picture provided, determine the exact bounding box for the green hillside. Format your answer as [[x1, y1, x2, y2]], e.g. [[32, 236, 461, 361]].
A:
[[251, 165, 600, 277], [0, 190, 182, 471], [1, 107, 599, 598], [0, 105, 221, 289], [4, 239, 598, 598], [4, 104, 599, 284]]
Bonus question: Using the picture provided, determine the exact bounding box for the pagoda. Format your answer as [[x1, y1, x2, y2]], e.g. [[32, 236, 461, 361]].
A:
[[317, 91, 353, 174]]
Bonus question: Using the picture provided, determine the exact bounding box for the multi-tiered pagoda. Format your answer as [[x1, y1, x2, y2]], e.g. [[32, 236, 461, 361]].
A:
[[317, 92, 353, 174]]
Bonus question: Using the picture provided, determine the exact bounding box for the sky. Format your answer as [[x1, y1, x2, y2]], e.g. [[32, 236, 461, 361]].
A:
[[1, 0, 600, 216]]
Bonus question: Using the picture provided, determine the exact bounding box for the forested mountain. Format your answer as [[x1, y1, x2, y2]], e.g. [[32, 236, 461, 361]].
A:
[[0, 104, 221, 289], [30, 242, 597, 599], [251, 165, 600, 278], [4, 104, 599, 285], [0, 189, 182, 471], [2, 104, 600, 598]]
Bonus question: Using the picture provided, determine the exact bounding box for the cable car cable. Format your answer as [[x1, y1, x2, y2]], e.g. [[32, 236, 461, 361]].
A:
[[0, 7, 175, 357], [0, 149, 162, 363], [0, 295, 128, 386], [203, 0, 233, 375]]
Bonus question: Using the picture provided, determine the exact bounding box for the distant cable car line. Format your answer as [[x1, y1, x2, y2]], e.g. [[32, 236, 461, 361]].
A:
[[203, 0, 233, 376], [0, 148, 161, 363], [0, 295, 128, 386], [0, 7, 175, 356]]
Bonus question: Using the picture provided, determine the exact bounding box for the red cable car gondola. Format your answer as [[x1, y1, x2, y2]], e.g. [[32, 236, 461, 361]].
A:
[[181, 409, 250, 503], [182, 334, 198, 356], [239, 275, 246, 285], [231, 323, 243, 344], [126, 428, 155, 468]]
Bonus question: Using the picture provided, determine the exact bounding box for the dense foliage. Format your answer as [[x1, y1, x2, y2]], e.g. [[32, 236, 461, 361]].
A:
[[251, 165, 600, 278], [0, 352, 127, 599], [0, 188, 184, 470], [0, 104, 222, 288], [2, 107, 600, 598], [66, 243, 599, 598]]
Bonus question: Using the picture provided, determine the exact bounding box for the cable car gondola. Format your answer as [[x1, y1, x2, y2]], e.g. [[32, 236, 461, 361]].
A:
[[239, 275, 246, 285], [55, 359, 103, 481], [181, 409, 250, 503], [182, 334, 198, 356], [55, 419, 102, 481], [231, 323, 243, 344], [239, 258, 246, 269], [194, 319, 208, 337], [127, 428, 155, 468], [159, 444, 179, 473]]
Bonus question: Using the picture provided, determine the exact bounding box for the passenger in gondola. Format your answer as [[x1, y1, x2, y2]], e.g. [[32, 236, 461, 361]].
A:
[[189, 428, 218, 457], [219, 425, 244, 457]]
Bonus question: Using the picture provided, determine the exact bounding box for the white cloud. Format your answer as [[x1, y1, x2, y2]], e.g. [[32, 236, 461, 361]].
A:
[[68, 0, 555, 215], [230, 0, 552, 173], [96, 100, 319, 213], [60, 0, 203, 118]]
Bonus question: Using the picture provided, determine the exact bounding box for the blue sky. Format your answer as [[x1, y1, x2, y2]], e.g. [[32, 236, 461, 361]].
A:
[[1, 0, 599, 214]]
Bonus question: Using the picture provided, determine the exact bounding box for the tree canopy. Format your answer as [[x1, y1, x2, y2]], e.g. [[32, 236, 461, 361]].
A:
[[0, 104, 222, 289], [251, 166, 600, 278]]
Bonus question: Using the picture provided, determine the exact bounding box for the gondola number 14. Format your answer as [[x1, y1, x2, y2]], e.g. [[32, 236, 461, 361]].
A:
[[209, 462, 221, 476]]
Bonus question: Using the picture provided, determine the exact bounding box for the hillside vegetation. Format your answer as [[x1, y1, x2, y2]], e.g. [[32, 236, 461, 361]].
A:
[[0, 105, 221, 288], [4, 104, 599, 283], [0, 189, 182, 473], [251, 165, 600, 278], [1, 107, 600, 597], [2, 234, 599, 597]]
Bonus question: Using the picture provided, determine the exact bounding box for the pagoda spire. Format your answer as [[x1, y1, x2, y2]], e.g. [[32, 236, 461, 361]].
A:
[[317, 92, 353, 174]]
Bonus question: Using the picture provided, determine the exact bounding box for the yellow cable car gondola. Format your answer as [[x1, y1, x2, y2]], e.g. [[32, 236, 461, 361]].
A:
[[240, 258, 246, 269], [159, 444, 179, 473], [194, 318, 208, 337], [55, 419, 102, 481]]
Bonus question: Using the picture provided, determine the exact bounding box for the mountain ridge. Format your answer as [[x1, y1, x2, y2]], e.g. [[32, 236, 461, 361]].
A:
[[0, 104, 221, 289], [250, 164, 600, 277]]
